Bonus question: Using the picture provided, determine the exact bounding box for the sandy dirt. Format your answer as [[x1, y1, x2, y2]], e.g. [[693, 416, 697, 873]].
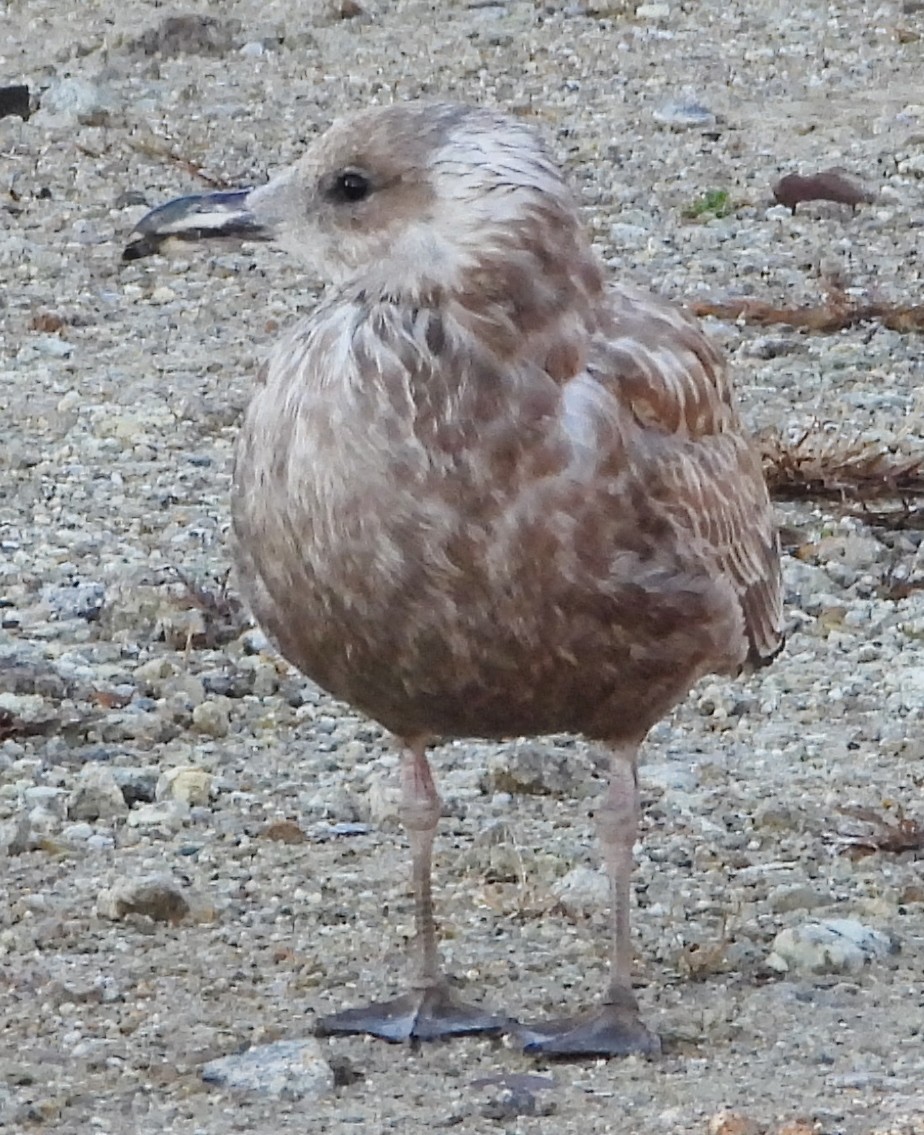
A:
[[2, 1, 924, 1133]]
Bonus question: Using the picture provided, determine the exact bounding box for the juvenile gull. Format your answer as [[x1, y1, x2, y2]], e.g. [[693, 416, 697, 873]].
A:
[[126, 101, 783, 1057]]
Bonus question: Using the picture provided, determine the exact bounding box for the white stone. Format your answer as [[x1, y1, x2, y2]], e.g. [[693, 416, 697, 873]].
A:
[[766, 918, 895, 975], [202, 1039, 334, 1100], [635, 3, 670, 18], [155, 766, 213, 807]]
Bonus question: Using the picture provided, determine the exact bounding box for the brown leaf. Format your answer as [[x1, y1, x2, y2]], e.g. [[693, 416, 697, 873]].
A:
[[709, 1111, 764, 1135], [91, 688, 134, 710], [262, 819, 307, 844], [30, 311, 66, 333], [773, 169, 873, 213]]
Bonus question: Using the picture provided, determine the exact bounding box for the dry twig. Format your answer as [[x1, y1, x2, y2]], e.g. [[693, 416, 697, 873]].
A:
[[690, 296, 924, 334], [760, 429, 924, 504], [129, 135, 232, 189], [168, 567, 249, 649]]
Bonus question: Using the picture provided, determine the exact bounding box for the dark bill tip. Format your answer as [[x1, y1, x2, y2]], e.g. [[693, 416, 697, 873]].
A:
[[122, 188, 270, 262]]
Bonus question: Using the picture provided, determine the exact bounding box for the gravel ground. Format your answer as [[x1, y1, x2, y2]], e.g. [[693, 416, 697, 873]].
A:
[[2, 1, 924, 1133]]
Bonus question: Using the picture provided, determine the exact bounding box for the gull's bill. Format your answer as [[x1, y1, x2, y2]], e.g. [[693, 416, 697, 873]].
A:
[[122, 188, 269, 261]]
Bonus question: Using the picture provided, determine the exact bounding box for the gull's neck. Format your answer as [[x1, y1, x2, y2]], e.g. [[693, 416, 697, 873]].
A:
[[335, 195, 605, 372]]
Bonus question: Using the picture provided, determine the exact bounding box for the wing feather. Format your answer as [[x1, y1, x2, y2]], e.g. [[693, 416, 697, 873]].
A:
[[587, 283, 783, 667]]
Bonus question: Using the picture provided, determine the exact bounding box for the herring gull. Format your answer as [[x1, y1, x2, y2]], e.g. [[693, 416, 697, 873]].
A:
[[125, 101, 783, 1057]]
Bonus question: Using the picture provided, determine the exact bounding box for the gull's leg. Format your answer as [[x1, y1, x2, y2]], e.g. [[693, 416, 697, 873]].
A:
[[316, 738, 507, 1043], [517, 745, 660, 1057]]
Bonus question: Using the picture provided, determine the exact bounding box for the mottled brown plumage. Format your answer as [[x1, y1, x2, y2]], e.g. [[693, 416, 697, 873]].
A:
[[131, 101, 782, 1056]]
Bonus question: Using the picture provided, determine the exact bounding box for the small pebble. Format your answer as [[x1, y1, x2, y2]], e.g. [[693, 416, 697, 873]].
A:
[[155, 766, 213, 807], [552, 866, 609, 916], [635, 3, 671, 18], [766, 884, 830, 913], [486, 744, 596, 797], [31, 336, 75, 358], [67, 765, 129, 822], [97, 874, 191, 923], [191, 700, 230, 737], [37, 77, 113, 125], [652, 100, 717, 128]]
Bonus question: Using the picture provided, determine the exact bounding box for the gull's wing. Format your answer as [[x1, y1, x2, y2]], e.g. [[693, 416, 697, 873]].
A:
[[583, 283, 783, 668]]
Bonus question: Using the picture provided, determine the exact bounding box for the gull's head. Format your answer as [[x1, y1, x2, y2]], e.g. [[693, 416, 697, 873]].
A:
[[125, 102, 591, 301]]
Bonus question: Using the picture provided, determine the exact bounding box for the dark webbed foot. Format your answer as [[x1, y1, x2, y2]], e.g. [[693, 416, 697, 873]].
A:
[[516, 992, 660, 1058], [316, 982, 509, 1043]]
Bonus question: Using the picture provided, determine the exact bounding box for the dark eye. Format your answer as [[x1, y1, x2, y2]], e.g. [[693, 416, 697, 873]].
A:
[[327, 169, 372, 204]]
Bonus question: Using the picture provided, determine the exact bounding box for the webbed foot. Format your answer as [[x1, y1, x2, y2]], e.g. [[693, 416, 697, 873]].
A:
[[516, 990, 659, 1058], [316, 982, 508, 1043]]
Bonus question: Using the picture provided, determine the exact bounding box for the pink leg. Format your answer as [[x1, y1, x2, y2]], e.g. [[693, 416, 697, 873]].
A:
[[598, 751, 641, 999], [316, 739, 507, 1043], [518, 745, 660, 1056], [400, 738, 444, 986]]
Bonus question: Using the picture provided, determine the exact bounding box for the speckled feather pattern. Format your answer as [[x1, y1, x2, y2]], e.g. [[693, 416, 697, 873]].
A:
[[231, 103, 782, 745]]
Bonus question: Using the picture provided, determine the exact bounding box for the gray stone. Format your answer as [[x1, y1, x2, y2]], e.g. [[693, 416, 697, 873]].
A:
[[635, 2, 671, 18], [365, 770, 402, 826], [0, 692, 59, 734], [608, 222, 650, 249], [32, 335, 75, 359], [128, 14, 242, 58], [486, 743, 597, 797], [97, 873, 190, 923], [38, 77, 114, 125], [23, 786, 67, 815], [552, 866, 609, 916], [42, 581, 105, 621], [652, 100, 716, 129], [0, 814, 32, 856], [125, 801, 186, 830], [109, 766, 158, 805], [201, 1039, 334, 1100], [766, 918, 897, 975], [766, 884, 831, 913], [744, 337, 802, 360], [60, 822, 94, 842], [67, 764, 129, 821], [191, 699, 230, 737]]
